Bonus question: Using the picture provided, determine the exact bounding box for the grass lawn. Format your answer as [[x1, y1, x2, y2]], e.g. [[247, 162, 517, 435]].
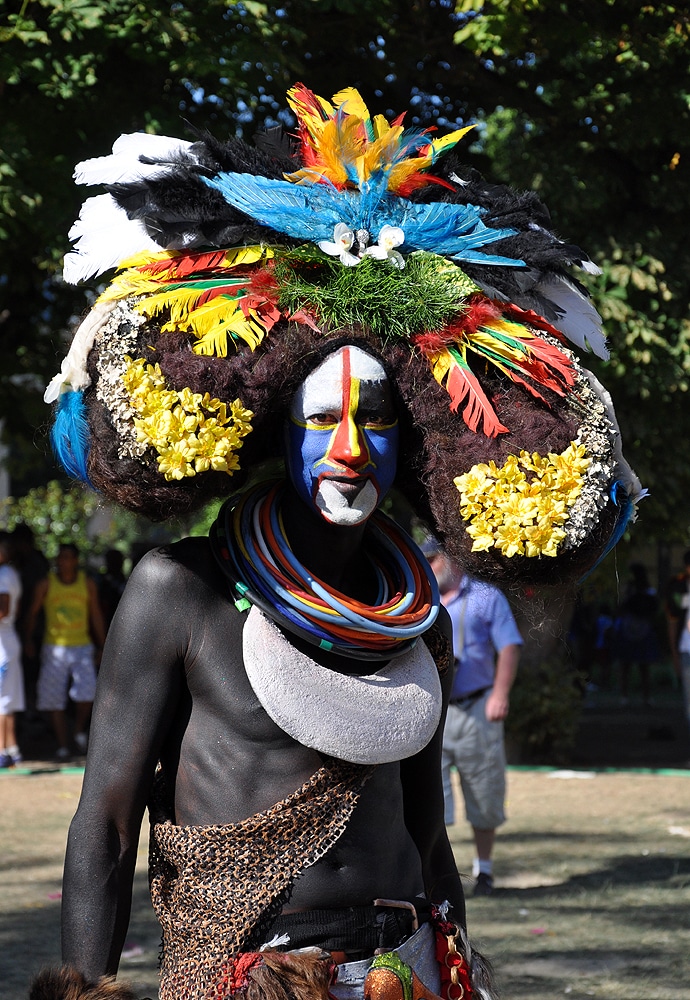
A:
[[449, 768, 690, 999], [1, 767, 688, 999]]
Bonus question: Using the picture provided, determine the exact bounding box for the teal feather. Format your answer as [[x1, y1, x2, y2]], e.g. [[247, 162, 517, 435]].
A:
[[51, 390, 92, 486], [577, 481, 635, 583]]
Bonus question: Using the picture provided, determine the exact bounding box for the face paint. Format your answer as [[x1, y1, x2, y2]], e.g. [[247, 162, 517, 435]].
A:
[[287, 346, 399, 526]]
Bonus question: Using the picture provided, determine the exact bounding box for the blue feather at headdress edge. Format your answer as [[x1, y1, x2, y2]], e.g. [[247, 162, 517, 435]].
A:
[[577, 480, 636, 584], [51, 389, 92, 486]]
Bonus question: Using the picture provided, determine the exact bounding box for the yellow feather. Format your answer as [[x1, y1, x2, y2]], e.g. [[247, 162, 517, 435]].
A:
[[115, 249, 175, 272], [98, 271, 163, 302], [317, 118, 358, 184], [488, 316, 536, 341], [428, 125, 475, 160], [286, 85, 334, 138], [171, 295, 241, 333], [224, 310, 266, 351], [223, 245, 273, 268], [190, 302, 266, 355], [469, 328, 525, 362], [360, 126, 405, 182], [385, 159, 427, 192], [331, 87, 371, 125], [410, 125, 476, 174], [141, 287, 215, 325], [427, 349, 453, 387], [372, 114, 392, 140], [191, 326, 233, 357]]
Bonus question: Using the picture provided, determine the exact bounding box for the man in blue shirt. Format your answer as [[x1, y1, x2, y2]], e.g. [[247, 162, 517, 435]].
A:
[[428, 548, 522, 897]]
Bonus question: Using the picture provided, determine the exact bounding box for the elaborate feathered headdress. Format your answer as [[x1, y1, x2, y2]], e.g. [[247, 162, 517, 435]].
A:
[[46, 83, 642, 584]]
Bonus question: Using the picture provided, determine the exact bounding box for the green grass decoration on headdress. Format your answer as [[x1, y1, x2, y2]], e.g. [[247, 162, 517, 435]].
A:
[[273, 248, 479, 340]]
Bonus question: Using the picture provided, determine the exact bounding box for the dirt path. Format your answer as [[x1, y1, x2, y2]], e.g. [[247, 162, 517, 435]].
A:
[[2, 765, 689, 999]]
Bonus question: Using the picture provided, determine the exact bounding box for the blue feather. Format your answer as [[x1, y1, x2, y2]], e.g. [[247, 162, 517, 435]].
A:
[[202, 172, 525, 268], [577, 480, 634, 584], [51, 390, 92, 485]]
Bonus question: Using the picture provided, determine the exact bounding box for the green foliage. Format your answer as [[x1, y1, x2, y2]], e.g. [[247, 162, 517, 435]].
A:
[[455, 2, 690, 536], [2, 0, 690, 546], [505, 657, 584, 765], [0, 479, 155, 563]]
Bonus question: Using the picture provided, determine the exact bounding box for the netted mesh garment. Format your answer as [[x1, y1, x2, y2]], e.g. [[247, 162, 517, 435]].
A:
[[149, 758, 374, 1000]]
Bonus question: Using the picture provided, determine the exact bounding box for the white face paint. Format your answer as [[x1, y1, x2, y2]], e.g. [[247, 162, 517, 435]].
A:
[[287, 346, 399, 526]]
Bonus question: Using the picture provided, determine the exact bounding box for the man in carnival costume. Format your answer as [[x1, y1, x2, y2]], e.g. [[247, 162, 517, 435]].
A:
[[33, 84, 642, 1000]]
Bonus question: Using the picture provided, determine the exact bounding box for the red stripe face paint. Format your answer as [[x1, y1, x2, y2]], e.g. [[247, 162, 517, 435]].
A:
[[287, 346, 399, 525]]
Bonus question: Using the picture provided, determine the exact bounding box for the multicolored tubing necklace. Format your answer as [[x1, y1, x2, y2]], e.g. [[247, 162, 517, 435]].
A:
[[209, 479, 440, 661]]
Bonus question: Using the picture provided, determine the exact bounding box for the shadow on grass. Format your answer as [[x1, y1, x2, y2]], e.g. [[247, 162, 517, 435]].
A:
[[0, 856, 66, 875], [0, 873, 158, 1000], [496, 853, 690, 898], [492, 944, 685, 997]]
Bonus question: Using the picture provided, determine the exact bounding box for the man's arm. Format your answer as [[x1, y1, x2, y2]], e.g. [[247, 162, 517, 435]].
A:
[[400, 611, 466, 927], [485, 643, 520, 722], [86, 575, 107, 650], [22, 576, 48, 655], [62, 549, 186, 979]]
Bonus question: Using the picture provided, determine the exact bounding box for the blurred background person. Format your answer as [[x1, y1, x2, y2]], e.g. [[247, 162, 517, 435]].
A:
[[666, 550, 690, 728], [427, 544, 522, 896], [0, 531, 24, 767], [10, 522, 48, 714], [614, 563, 659, 705], [24, 543, 106, 760]]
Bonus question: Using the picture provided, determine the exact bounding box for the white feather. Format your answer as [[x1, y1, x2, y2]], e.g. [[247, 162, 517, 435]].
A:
[[533, 273, 609, 359], [74, 132, 195, 186], [44, 301, 118, 401], [63, 194, 160, 284], [579, 258, 602, 276], [473, 270, 609, 360], [582, 368, 643, 505]]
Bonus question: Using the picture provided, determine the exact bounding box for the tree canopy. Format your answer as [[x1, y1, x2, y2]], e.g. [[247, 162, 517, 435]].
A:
[[2, 0, 689, 539]]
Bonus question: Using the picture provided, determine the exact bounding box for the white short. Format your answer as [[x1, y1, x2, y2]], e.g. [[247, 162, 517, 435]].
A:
[[0, 628, 25, 714], [36, 644, 97, 710], [442, 690, 506, 830]]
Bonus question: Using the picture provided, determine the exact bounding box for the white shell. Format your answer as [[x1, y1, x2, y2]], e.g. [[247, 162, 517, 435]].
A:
[[242, 606, 442, 764]]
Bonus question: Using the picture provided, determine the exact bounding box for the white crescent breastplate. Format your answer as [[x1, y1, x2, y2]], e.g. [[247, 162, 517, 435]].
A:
[[242, 606, 442, 765]]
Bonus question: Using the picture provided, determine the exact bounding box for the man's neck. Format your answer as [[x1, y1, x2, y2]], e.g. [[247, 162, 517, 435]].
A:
[[280, 485, 368, 596], [439, 574, 466, 609]]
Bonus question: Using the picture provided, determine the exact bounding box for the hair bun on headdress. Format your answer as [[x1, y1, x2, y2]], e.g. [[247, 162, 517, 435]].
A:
[[47, 82, 642, 586]]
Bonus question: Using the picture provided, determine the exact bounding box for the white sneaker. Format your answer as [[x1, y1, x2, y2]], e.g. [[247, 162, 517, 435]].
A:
[[74, 732, 88, 754]]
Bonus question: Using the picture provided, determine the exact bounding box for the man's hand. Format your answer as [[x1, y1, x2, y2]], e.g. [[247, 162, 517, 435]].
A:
[[485, 643, 520, 722], [485, 690, 510, 722]]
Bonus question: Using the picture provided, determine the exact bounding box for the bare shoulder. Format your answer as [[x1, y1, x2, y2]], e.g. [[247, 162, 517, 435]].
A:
[[127, 536, 222, 595]]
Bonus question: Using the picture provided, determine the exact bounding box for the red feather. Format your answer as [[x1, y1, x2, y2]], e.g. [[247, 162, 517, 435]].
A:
[[413, 330, 457, 352], [194, 281, 250, 307], [396, 173, 457, 197], [520, 336, 575, 387], [446, 363, 509, 437], [139, 250, 228, 278], [502, 301, 568, 343], [455, 296, 504, 335]]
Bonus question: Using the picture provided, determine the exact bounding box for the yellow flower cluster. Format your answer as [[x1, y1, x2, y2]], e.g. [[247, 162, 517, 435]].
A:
[[121, 358, 253, 481], [453, 443, 591, 558]]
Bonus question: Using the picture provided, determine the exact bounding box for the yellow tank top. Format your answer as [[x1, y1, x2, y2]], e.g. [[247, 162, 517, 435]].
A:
[[44, 571, 91, 647]]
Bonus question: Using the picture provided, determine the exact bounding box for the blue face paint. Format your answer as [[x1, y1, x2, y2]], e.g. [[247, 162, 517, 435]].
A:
[[286, 346, 399, 526]]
